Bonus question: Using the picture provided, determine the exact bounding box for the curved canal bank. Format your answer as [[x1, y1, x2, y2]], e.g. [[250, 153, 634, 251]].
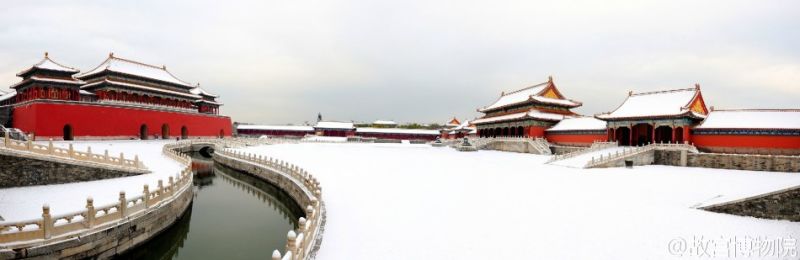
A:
[[120, 153, 303, 259]]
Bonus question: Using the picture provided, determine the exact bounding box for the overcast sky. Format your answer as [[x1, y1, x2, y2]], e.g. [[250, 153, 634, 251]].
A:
[[1, 0, 797, 125]]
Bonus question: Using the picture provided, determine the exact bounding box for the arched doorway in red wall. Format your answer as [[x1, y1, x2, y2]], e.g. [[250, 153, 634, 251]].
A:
[[161, 124, 170, 139], [140, 124, 148, 140], [63, 124, 74, 141], [181, 126, 188, 139]]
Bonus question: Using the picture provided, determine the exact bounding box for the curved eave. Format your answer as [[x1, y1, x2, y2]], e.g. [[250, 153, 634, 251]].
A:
[[10, 77, 85, 89], [694, 127, 800, 131], [478, 98, 581, 113], [595, 111, 707, 121], [83, 79, 202, 99], [79, 70, 194, 90]]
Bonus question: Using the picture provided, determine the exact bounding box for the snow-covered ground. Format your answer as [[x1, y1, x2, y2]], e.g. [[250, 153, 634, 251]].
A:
[[239, 143, 800, 260], [0, 140, 183, 222]]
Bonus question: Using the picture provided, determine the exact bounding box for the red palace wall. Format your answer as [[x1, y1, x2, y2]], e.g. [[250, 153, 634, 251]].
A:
[[692, 135, 800, 155], [525, 126, 548, 138], [12, 101, 232, 140], [545, 133, 607, 147]]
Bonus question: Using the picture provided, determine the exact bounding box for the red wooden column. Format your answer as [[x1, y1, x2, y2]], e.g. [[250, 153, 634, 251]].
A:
[[671, 127, 677, 143], [683, 126, 691, 144], [651, 124, 656, 144], [629, 125, 634, 146]]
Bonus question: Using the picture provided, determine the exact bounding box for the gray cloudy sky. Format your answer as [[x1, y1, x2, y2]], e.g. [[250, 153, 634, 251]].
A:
[[1, 0, 798, 125]]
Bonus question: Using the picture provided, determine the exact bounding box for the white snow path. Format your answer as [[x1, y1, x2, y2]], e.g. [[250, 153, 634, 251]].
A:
[[549, 146, 628, 168], [240, 143, 800, 260], [0, 140, 183, 222]]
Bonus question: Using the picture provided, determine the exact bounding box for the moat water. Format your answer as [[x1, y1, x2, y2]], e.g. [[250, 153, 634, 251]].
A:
[[119, 152, 302, 259]]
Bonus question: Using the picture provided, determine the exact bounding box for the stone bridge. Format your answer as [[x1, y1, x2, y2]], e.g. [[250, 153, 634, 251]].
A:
[[585, 143, 699, 168]]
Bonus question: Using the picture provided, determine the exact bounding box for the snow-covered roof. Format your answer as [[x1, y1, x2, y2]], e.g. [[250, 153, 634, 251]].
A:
[[82, 79, 202, 99], [479, 78, 580, 112], [0, 91, 16, 102], [10, 76, 85, 89], [372, 120, 397, 125], [79, 90, 95, 95], [190, 85, 219, 98], [195, 99, 223, 106], [237, 124, 315, 131], [546, 117, 607, 132], [472, 109, 568, 124], [356, 127, 440, 135], [597, 87, 706, 120], [445, 117, 461, 127], [695, 109, 800, 130], [16, 54, 79, 76], [315, 121, 355, 129], [77, 54, 193, 87]]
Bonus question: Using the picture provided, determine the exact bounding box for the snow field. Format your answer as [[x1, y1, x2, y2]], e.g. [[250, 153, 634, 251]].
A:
[[240, 143, 800, 260]]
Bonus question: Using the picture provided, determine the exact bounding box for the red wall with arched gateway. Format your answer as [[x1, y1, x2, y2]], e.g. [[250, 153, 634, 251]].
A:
[[692, 134, 800, 155], [12, 101, 232, 140], [545, 132, 607, 147]]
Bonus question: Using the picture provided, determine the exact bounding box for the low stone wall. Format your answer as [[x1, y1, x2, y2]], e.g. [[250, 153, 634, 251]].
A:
[[701, 185, 800, 222], [482, 140, 539, 154], [213, 153, 316, 210], [590, 150, 656, 168], [550, 145, 585, 155], [655, 150, 800, 172], [0, 151, 144, 188]]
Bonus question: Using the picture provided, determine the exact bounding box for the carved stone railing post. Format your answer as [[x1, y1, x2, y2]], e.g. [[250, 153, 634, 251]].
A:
[[86, 197, 95, 228], [271, 250, 282, 260], [143, 185, 150, 209], [26, 134, 33, 149], [119, 152, 125, 166], [134, 155, 140, 168], [286, 230, 297, 258], [48, 139, 54, 154], [118, 191, 127, 218], [157, 180, 164, 196], [68, 143, 74, 158], [168, 177, 175, 196], [104, 150, 109, 162], [42, 204, 52, 239], [3, 132, 9, 146]]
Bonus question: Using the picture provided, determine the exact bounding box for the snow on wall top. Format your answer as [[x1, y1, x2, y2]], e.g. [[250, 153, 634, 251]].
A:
[[315, 121, 355, 129], [597, 88, 701, 119], [16, 54, 80, 76], [356, 127, 440, 135], [77, 54, 193, 87], [546, 117, 607, 132], [237, 124, 315, 131], [695, 109, 800, 130]]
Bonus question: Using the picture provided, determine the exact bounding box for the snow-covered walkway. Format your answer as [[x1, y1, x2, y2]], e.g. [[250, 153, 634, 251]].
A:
[[240, 143, 800, 260], [0, 140, 183, 222]]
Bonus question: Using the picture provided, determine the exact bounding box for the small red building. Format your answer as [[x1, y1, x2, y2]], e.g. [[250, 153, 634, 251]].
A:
[[472, 76, 581, 138], [596, 85, 708, 146], [2, 53, 232, 140]]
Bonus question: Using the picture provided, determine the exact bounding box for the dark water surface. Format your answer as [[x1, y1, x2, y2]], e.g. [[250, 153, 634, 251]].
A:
[[119, 153, 302, 260]]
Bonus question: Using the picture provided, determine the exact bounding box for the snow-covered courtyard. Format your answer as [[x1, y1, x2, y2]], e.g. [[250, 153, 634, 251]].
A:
[[239, 143, 800, 259], [2, 141, 800, 259]]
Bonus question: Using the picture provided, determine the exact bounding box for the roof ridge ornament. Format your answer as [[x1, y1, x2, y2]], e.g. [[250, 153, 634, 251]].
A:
[[45, 52, 49, 58], [109, 52, 114, 58], [695, 83, 701, 90], [548, 75, 553, 83]]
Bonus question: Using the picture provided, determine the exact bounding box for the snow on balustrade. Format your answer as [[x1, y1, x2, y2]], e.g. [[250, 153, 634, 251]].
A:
[[1, 135, 146, 170], [0, 140, 186, 223]]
